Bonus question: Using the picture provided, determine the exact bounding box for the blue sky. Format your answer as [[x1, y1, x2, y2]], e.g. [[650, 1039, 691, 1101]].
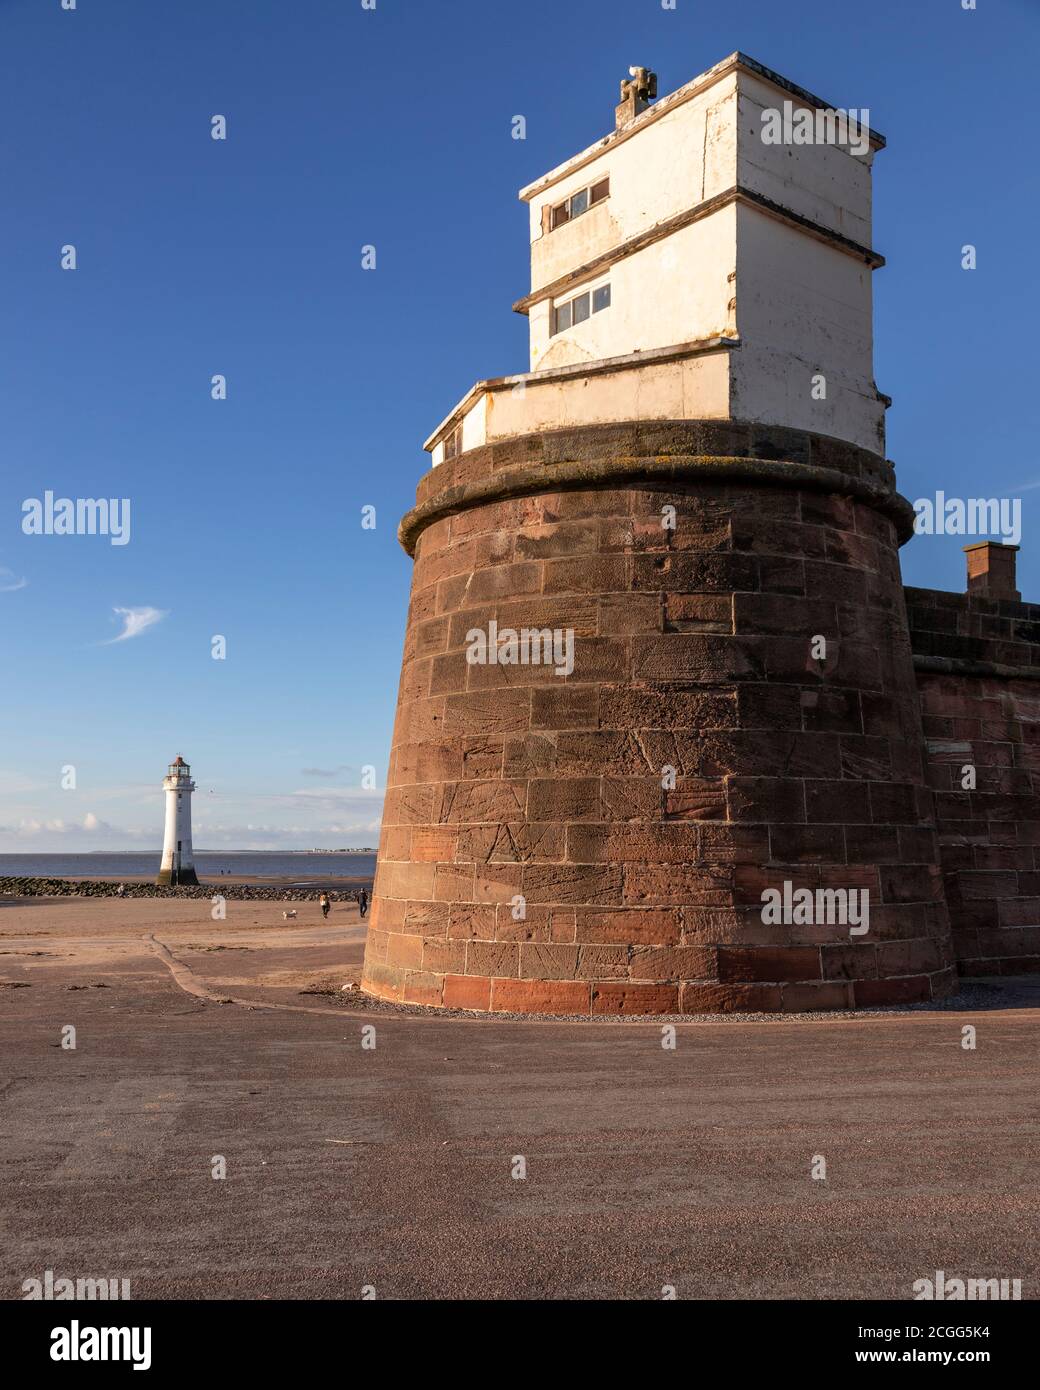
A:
[[1, 0, 1037, 850]]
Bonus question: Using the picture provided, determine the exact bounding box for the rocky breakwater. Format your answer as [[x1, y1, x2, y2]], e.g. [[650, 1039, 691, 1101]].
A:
[[0, 877, 366, 902]]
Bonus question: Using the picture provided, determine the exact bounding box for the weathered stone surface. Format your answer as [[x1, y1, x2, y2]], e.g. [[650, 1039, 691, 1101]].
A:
[[912, 588, 1040, 977], [365, 424, 957, 1014]]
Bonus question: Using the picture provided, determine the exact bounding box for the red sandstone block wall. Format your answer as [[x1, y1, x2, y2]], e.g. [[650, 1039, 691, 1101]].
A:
[[908, 586, 1040, 976], [364, 428, 956, 1014]]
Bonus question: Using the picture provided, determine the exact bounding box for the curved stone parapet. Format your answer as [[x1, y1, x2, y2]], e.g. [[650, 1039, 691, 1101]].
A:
[[363, 420, 956, 1013]]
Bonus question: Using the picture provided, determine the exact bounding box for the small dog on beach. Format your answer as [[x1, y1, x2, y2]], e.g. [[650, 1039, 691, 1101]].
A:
[[282, 909, 297, 921]]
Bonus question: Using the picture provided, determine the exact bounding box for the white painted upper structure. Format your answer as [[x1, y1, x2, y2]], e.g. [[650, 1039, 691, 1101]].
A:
[[426, 52, 888, 465]]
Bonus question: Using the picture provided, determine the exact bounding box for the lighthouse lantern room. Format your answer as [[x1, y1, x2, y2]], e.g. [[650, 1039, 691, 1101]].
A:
[[156, 755, 199, 886]]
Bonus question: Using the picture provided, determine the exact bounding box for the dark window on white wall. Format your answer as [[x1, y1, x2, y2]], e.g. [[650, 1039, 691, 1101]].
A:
[[443, 424, 462, 460], [551, 201, 569, 230], [550, 282, 612, 336], [550, 177, 610, 231]]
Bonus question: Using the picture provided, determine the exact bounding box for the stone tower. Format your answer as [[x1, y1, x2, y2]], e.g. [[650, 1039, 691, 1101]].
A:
[[157, 755, 198, 886], [362, 53, 957, 1014]]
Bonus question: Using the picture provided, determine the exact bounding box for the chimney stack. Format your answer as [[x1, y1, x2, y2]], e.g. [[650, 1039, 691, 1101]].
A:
[[964, 541, 1020, 602], [616, 66, 657, 128]]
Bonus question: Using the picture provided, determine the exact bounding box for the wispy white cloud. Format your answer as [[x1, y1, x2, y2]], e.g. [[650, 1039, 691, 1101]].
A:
[[0, 566, 27, 592], [0, 785, 383, 852], [0, 810, 382, 851], [287, 788, 384, 812], [0, 771, 48, 795], [105, 606, 168, 643], [4, 812, 121, 838]]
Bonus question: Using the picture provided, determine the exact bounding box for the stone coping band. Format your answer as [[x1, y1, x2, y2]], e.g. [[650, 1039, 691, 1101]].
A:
[[400, 447, 916, 555], [913, 654, 1040, 682]]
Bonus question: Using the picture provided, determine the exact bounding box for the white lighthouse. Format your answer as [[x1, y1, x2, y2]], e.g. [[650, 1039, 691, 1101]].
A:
[[156, 755, 199, 886]]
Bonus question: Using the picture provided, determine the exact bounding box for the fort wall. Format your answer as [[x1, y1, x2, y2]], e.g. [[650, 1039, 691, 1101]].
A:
[[908, 560, 1040, 978], [363, 421, 958, 1013]]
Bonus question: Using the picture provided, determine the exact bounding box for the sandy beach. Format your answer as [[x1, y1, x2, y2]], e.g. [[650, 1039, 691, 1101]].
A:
[[0, 893, 368, 1004]]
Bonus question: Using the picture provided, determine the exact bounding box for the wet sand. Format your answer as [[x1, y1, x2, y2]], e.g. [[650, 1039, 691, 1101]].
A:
[[0, 894, 368, 999]]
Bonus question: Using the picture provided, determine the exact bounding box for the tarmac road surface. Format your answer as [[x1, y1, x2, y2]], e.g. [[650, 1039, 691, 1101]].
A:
[[0, 897, 1037, 1300]]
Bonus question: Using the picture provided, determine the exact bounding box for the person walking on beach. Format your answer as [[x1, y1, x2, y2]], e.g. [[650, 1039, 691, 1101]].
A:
[[358, 888, 368, 919], [319, 892, 330, 920]]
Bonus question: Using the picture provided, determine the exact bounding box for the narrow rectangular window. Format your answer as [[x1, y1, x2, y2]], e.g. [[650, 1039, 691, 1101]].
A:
[[592, 283, 611, 313], [550, 178, 609, 232], [571, 292, 590, 325], [552, 300, 572, 335]]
